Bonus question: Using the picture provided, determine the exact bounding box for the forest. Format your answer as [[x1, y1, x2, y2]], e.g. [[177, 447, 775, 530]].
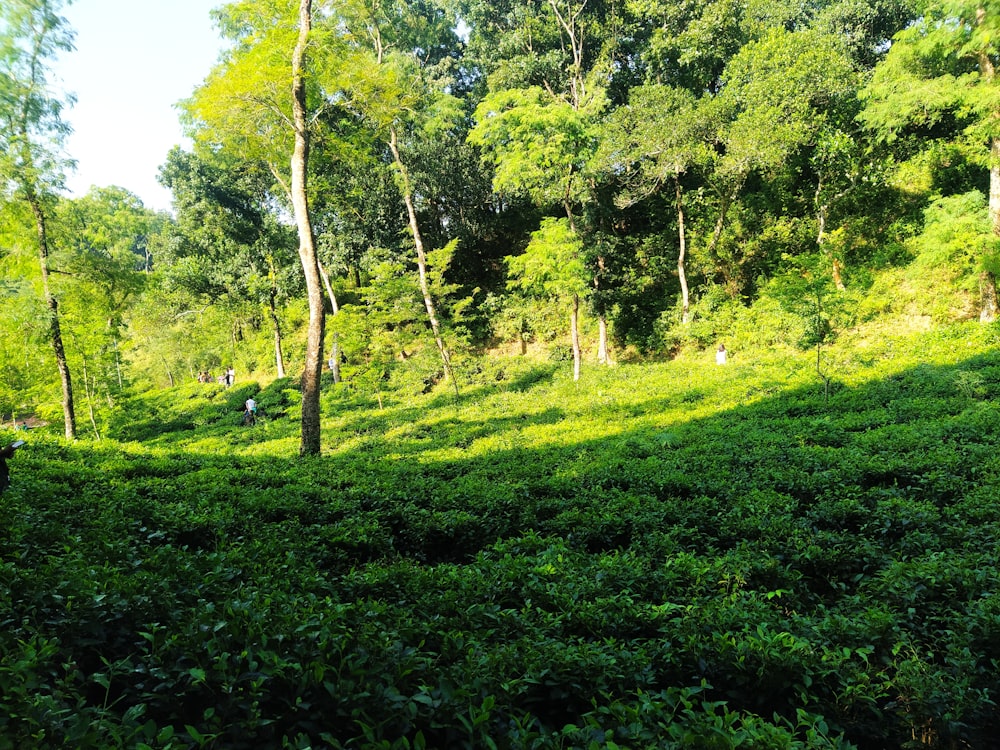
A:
[[4, 0, 1000, 748], [3, 0, 1000, 447]]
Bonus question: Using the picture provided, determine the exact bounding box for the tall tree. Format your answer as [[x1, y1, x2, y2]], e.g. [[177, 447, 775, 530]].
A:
[[186, 0, 340, 454], [861, 0, 1000, 321], [158, 148, 299, 378], [56, 187, 153, 434], [0, 0, 76, 439], [597, 85, 713, 323], [694, 26, 857, 295], [289, 0, 326, 452], [506, 217, 588, 379], [338, 0, 466, 394], [470, 86, 598, 377], [465, 0, 624, 372]]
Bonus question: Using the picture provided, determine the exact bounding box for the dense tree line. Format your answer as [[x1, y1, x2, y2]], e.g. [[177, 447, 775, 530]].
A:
[[3, 0, 1000, 446]]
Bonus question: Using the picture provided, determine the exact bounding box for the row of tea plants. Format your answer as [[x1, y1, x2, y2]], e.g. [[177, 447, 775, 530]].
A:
[[3, 322, 1000, 748]]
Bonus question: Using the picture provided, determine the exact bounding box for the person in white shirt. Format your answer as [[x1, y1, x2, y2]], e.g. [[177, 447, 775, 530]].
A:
[[243, 397, 257, 425]]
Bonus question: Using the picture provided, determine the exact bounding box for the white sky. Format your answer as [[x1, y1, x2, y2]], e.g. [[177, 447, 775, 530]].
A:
[[51, 0, 228, 213]]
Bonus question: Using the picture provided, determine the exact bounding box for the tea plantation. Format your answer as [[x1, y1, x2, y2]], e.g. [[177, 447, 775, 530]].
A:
[[3, 323, 1000, 749]]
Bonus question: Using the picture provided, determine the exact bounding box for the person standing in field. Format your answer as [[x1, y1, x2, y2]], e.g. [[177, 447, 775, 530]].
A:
[[243, 397, 257, 425], [716, 344, 727, 365]]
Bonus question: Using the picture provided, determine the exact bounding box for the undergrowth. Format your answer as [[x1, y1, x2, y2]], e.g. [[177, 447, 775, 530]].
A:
[[3, 321, 1000, 748]]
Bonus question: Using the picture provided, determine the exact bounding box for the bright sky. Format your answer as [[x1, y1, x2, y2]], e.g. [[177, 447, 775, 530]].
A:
[[51, 0, 228, 213]]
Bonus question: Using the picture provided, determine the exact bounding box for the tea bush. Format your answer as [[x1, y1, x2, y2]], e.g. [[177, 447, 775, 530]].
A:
[[3, 321, 1000, 748]]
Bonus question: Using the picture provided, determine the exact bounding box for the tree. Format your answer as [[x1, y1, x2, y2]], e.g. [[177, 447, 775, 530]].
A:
[[465, 0, 624, 369], [0, 0, 77, 439], [336, 0, 466, 395], [670, 26, 856, 296], [470, 86, 598, 378], [597, 85, 713, 323], [860, 0, 1000, 321], [186, 0, 340, 454], [505, 217, 588, 379], [158, 148, 299, 378], [771, 251, 847, 399], [56, 187, 156, 436]]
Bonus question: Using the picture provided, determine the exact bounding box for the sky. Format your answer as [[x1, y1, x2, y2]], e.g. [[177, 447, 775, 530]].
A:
[[51, 0, 228, 213]]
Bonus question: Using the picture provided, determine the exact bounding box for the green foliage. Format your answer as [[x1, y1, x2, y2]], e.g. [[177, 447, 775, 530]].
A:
[[471, 86, 600, 209], [718, 26, 857, 179], [10, 1, 1000, 744], [6, 322, 1000, 748], [506, 217, 588, 300], [904, 191, 1000, 319]]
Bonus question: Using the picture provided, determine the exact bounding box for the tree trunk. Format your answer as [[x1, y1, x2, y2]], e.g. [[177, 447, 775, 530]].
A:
[[291, 0, 325, 455], [81, 357, 101, 441], [330, 332, 341, 384], [675, 175, 691, 323], [388, 127, 458, 396], [318, 259, 342, 383], [983, 138, 1000, 322], [597, 316, 610, 365], [593, 252, 611, 365], [269, 290, 286, 378], [29, 195, 75, 440], [571, 293, 581, 382], [112, 336, 123, 389], [708, 179, 744, 295], [266, 255, 286, 377], [318, 259, 340, 313], [815, 179, 846, 292]]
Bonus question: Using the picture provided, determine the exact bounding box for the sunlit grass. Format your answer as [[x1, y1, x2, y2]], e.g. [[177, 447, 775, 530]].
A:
[[119, 319, 997, 466]]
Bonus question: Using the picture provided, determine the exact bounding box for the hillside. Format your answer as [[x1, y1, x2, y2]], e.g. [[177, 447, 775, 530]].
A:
[[3, 320, 1000, 749]]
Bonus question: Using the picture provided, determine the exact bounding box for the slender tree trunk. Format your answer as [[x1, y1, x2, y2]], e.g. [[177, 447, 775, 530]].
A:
[[561, 198, 592, 377], [29, 195, 75, 440], [269, 289, 286, 378], [81, 357, 101, 441], [675, 175, 691, 323], [147, 341, 174, 388], [815, 179, 846, 291], [112, 336, 123, 389], [597, 316, 610, 364], [291, 0, 326, 455], [571, 293, 581, 382], [330, 332, 342, 384], [273, 326, 286, 378], [595, 254, 610, 365], [318, 259, 342, 383], [318, 259, 340, 313], [708, 180, 744, 296], [983, 138, 1000, 322], [265, 255, 286, 377], [707, 186, 735, 259], [388, 127, 458, 396]]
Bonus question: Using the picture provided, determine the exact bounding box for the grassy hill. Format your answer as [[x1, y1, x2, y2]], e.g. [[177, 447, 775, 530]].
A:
[[3, 320, 1000, 749]]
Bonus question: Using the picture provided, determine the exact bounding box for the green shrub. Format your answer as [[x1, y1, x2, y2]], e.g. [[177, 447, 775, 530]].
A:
[[8, 323, 1000, 748]]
